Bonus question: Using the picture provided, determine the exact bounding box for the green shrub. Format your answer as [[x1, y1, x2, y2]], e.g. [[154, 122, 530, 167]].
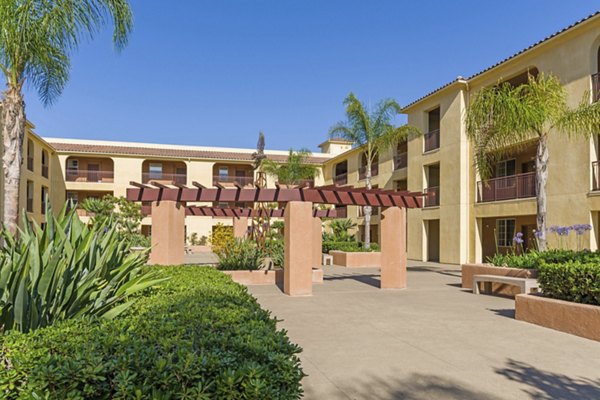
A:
[[217, 238, 264, 270], [322, 241, 380, 253], [488, 249, 600, 269], [538, 261, 600, 306], [0, 266, 304, 399], [265, 238, 284, 267], [0, 206, 163, 333]]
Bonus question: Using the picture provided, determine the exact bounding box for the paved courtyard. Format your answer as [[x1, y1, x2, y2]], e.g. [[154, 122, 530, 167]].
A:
[[248, 262, 600, 400]]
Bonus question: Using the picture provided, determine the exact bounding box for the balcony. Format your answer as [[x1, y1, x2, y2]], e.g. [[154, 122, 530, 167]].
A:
[[334, 173, 348, 185], [394, 152, 408, 170], [359, 163, 379, 180], [212, 175, 254, 186], [424, 186, 440, 207], [593, 73, 600, 103], [142, 172, 186, 185], [66, 169, 114, 183], [593, 161, 600, 190], [477, 172, 536, 203], [424, 129, 440, 152]]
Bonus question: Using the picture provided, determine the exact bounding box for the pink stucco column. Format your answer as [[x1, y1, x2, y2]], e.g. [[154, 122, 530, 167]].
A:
[[313, 216, 322, 268], [380, 206, 407, 289], [284, 201, 313, 296], [233, 216, 249, 239], [150, 201, 185, 265]]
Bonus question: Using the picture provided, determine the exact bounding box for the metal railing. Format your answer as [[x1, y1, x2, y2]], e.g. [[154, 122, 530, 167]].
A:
[[424, 129, 440, 152], [359, 163, 379, 180], [394, 152, 408, 170], [66, 169, 114, 183], [334, 173, 348, 185], [142, 172, 186, 185], [212, 175, 254, 186], [593, 73, 600, 103], [424, 186, 440, 207], [477, 172, 536, 202]]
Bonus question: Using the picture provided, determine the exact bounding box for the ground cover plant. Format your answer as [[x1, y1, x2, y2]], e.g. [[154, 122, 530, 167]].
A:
[[0, 266, 304, 399]]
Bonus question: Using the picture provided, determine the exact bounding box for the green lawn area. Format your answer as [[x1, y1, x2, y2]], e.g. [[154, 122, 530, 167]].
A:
[[0, 266, 304, 399]]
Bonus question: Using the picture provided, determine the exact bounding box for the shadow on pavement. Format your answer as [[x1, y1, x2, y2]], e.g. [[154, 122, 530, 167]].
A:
[[323, 273, 381, 288], [495, 359, 600, 399], [409, 265, 462, 278]]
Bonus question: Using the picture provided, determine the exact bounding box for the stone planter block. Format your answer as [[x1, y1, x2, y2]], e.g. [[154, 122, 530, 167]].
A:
[[330, 251, 381, 268]]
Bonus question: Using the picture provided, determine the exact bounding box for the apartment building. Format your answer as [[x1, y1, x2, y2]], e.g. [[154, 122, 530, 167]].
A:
[[43, 138, 336, 238], [322, 12, 600, 265]]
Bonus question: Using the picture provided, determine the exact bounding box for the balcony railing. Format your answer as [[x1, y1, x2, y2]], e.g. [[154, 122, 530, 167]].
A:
[[394, 152, 408, 170], [424, 129, 440, 152], [477, 172, 536, 203], [359, 163, 379, 180], [593, 161, 600, 191], [212, 175, 254, 186], [424, 186, 440, 207], [593, 73, 600, 103], [142, 172, 186, 185], [67, 169, 114, 183], [334, 173, 348, 185]]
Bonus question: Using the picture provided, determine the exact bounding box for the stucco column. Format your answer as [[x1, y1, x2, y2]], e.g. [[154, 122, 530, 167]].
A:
[[380, 206, 407, 289], [233, 216, 248, 239], [149, 201, 185, 265], [284, 201, 313, 296], [313, 216, 322, 268]]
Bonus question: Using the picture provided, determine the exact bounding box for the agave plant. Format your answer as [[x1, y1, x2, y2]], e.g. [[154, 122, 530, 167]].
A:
[[0, 204, 165, 333]]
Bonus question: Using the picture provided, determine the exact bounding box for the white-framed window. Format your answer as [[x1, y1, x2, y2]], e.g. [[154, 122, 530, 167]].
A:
[[496, 159, 516, 178], [496, 219, 516, 247], [149, 163, 162, 179], [218, 166, 229, 178], [67, 159, 79, 170]]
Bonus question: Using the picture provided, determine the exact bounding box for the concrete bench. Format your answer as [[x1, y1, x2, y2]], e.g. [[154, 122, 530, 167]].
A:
[[473, 274, 539, 295], [322, 253, 333, 266]]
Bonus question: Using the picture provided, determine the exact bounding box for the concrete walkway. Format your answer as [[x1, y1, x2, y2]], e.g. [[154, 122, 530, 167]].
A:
[[248, 262, 600, 400]]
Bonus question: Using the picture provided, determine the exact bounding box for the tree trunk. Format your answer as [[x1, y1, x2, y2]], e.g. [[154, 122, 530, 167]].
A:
[[1, 87, 26, 235], [535, 135, 549, 251], [363, 160, 372, 249]]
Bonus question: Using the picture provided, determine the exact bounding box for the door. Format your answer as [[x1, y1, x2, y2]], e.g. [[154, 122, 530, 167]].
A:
[[427, 219, 440, 262], [87, 164, 100, 182]]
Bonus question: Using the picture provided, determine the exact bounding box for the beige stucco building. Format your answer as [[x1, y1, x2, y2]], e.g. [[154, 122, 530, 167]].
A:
[[5, 12, 600, 264]]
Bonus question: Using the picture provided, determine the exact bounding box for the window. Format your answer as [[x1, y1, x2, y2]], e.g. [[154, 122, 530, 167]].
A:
[[41, 186, 48, 215], [27, 140, 34, 171], [66, 191, 79, 207], [496, 159, 516, 178], [496, 219, 516, 247], [66, 159, 79, 180], [395, 180, 407, 191], [149, 163, 162, 179], [41, 149, 49, 178], [26, 181, 34, 212], [218, 166, 229, 178]]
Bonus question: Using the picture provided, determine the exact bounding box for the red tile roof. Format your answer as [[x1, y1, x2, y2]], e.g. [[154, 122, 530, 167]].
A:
[[47, 141, 330, 164]]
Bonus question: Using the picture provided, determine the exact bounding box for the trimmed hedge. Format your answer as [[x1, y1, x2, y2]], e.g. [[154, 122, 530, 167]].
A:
[[322, 241, 380, 253], [538, 261, 600, 306], [488, 249, 600, 269], [0, 266, 304, 399]]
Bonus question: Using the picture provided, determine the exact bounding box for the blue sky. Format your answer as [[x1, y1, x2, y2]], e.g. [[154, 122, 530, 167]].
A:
[[20, 1, 600, 151]]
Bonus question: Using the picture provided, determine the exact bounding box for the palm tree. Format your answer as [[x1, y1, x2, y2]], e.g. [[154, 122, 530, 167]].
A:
[[466, 73, 600, 251], [262, 148, 320, 186], [0, 0, 133, 234], [329, 92, 419, 249]]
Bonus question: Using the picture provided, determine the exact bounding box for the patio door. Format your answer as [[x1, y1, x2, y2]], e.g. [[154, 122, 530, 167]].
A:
[[87, 164, 99, 182]]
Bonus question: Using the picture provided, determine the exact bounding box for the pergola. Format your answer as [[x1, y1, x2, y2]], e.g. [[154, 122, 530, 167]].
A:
[[126, 181, 424, 296]]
